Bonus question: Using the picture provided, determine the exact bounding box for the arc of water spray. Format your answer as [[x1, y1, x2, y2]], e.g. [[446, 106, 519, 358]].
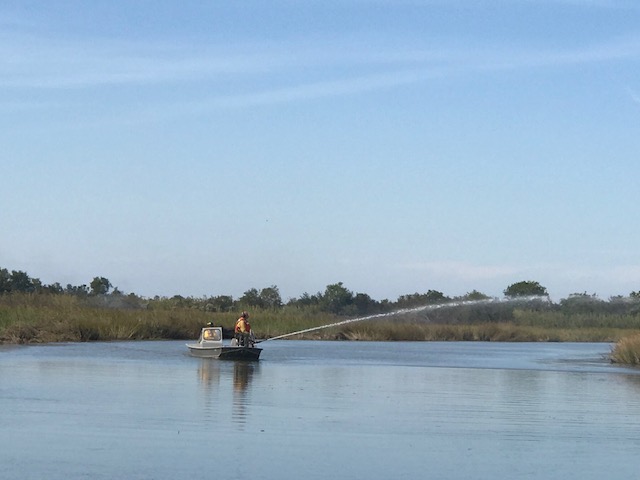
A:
[[257, 295, 548, 343]]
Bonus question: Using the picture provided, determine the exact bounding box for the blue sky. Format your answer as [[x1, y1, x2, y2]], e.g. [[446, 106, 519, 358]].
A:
[[2, 0, 639, 302]]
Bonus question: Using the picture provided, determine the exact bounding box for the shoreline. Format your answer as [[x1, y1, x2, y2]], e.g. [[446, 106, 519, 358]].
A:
[[2, 295, 639, 364]]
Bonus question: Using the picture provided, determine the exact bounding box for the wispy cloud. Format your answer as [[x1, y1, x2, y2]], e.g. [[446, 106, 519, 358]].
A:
[[2, 16, 640, 119], [0, 33, 279, 89], [2, 26, 640, 91], [204, 67, 447, 109], [199, 34, 640, 108]]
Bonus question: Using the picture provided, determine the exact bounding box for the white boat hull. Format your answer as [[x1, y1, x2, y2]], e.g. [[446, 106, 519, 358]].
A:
[[186, 344, 223, 358]]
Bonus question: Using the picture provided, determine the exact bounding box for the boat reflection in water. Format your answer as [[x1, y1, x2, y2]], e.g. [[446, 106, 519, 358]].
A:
[[233, 362, 257, 426], [198, 359, 221, 388], [197, 360, 221, 420], [195, 359, 258, 427]]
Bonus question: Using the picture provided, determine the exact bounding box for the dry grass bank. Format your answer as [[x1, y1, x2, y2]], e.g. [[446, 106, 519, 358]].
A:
[[2, 294, 640, 368], [0, 294, 335, 344], [610, 333, 640, 366], [320, 321, 628, 343]]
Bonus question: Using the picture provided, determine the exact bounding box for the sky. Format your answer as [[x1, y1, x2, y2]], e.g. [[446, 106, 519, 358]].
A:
[[1, 0, 639, 302]]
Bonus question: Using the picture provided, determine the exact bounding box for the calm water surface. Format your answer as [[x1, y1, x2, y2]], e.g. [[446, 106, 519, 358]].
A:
[[1, 341, 640, 480]]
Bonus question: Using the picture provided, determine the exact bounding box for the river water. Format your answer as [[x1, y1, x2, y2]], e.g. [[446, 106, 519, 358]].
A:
[[1, 340, 639, 480]]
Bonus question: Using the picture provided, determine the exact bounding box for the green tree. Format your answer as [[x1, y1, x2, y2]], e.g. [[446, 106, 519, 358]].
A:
[[353, 292, 380, 315], [560, 293, 604, 314], [396, 293, 422, 308], [169, 295, 186, 308], [31, 278, 43, 293], [259, 285, 282, 309], [396, 290, 450, 308], [210, 295, 234, 312], [287, 292, 321, 308], [462, 290, 491, 301], [10, 270, 34, 292], [65, 284, 89, 296], [239, 288, 262, 308], [90, 276, 112, 296], [424, 289, 449, 304], [321, 282, 354, 315], [504, 280, 548, 298], [0, 268, 10, 293], [44, 282, 64, 294]]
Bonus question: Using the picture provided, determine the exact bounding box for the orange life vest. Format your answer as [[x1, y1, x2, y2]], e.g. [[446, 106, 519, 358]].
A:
[[235, 317, 250, 334]]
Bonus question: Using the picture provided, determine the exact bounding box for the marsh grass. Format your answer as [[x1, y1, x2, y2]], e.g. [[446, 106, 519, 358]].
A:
[[611, 333, 640, 365], [0, 293, 213, 343], [1, 293, 639, 359], [330, 321, 627, 343], [0, 295, 335, 344], [512, 309, 640, 329]]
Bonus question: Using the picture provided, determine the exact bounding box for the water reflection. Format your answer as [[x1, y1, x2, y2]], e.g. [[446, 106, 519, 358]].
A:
[[197, 360, 221, 420], [621, 372, 640, 390], [195, 360, 258, 427], [4, 341, 640, 480], [198, 359, 221, 388], [232, 362, 257, 427]]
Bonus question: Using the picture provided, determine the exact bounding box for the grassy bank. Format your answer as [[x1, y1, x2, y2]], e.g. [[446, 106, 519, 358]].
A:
[[0, 293, 337, 344], [2, 293, 640, 365], [0, 302, 208, 344], [610, 333, 640, 366], [334, 321, 631, 343]]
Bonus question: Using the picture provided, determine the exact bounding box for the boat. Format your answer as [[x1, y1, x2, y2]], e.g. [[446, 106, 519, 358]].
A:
[[186, 326, 262, 361]]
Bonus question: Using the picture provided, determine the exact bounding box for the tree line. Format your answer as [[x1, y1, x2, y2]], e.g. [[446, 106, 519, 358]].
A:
[[2, 266, 640, 318], [0, 268, 112, 296]]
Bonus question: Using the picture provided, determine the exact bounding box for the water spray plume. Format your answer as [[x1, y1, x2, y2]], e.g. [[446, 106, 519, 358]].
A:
[[259, 295, 549, 342]]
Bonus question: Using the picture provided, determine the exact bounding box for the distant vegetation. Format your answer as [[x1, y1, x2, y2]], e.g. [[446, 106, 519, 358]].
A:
[[1, 267, 640, 364]]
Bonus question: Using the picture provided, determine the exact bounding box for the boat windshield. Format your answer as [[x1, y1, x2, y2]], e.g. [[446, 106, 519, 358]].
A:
[[202, 328, 221, 341]]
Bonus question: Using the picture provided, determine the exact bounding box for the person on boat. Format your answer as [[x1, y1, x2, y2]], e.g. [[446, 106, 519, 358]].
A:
[[234, 311, 254, 347]]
